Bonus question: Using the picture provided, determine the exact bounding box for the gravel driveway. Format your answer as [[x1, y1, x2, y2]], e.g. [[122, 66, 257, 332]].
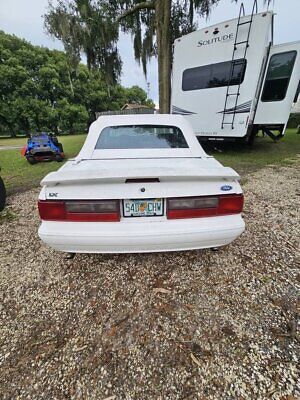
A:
[[0, 162, 299, 400]]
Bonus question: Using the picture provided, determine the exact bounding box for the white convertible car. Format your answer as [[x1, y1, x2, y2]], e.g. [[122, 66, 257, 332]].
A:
[[38, 115, 245, 253]]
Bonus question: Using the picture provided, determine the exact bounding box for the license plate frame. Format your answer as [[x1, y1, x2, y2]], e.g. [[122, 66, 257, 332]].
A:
[[123, 198, 164, 218]]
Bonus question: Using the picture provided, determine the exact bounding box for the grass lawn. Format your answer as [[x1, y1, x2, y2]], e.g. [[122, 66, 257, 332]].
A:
[[0, 137, 32, 147], [208, 129, 300, 174], [0, 134, 86, 194], [0, 129, 299, 195]]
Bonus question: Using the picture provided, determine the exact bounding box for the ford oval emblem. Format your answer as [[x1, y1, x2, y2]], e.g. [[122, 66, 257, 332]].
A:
[[221, 185, 232, 191]]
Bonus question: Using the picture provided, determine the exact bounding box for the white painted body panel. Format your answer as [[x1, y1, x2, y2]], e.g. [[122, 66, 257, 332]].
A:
[[171, 12, 300, 139], [38, 115, 244, 253], [171, 12, 272, 138], [38, 215, 245, 253], [42, 157, 239, 186], [254, 41, 300, 126]]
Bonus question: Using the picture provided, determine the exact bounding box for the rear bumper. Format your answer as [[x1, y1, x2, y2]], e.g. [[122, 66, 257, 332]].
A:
[[38, 214, 245, 254]]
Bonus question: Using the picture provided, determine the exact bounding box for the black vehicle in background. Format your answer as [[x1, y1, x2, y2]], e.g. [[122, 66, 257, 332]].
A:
[[0, 174, 6, 211]]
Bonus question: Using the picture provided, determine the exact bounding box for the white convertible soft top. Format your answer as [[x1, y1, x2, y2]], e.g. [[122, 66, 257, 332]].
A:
[[76, 114, 206, 160]]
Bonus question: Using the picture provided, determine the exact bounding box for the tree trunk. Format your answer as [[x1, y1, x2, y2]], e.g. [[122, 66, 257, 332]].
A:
[[155, 0, 171, 114], [9, 126, 16, 138], [0, 116, 16, 137], [52, 124, 59, 135], [35, 116, 41, 131]]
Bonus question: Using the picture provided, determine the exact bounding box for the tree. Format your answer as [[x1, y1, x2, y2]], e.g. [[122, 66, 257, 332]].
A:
[[124, 85, 155, 108], [0, 30, 153, 136], [46, 0, 272, 113], [45, 0, 221, 113], [57, 99, 88, 133], [115, 0, 272, 112], [115, 0, 222, 113], [44, 0, 122, 85]]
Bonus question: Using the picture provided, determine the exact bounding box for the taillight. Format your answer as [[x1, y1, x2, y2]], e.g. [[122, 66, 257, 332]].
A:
[[167, 194, 243, 219], [38, 200, 120, 222], [38, 201, 66, 220], [218, 195, 244, 215]]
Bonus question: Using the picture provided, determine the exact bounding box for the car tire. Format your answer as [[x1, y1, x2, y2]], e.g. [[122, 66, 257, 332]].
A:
[[55, 154, 63, 162], [0, 177, 6, 211], [27, 156, 37, 165]]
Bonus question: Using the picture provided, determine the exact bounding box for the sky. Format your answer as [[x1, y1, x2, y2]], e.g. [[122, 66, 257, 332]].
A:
[[0, 0, 299, 105]]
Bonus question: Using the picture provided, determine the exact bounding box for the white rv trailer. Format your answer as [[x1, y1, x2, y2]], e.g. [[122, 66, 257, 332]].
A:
[[171, 3, 300, 142]]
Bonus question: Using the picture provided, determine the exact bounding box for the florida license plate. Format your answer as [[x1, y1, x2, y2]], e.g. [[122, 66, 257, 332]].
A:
[[123, 198, 164, 217]]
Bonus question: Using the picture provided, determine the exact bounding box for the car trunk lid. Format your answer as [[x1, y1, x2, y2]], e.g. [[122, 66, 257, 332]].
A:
[[42, 157, 241, 201], [42, 157, 239, 184]]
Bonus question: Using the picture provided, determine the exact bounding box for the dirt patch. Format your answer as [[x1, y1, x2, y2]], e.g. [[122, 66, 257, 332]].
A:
[[0, 163, 299, 399]]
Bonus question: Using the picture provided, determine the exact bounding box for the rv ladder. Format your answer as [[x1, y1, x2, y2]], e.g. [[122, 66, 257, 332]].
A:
[[238, 20, 253, 26], [235, 41, 250, 47], [221, 0, 258, 130]]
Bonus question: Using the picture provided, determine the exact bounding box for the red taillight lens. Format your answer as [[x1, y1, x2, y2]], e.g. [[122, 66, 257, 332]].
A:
[[38, 201, 66, 220], [38, 200, 120, 222], [167, 194, 243, 219], [218, 195, 244, 215]]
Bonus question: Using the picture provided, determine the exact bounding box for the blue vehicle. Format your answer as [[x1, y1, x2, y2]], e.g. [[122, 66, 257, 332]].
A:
[[23, 132, 64, 164]]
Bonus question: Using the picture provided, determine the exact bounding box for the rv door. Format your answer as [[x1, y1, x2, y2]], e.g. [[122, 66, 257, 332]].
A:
[[254, 42, 300, 131]]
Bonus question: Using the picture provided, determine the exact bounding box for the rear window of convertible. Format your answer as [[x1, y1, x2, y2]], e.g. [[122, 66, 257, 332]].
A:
[[95, 125, 189, 149]]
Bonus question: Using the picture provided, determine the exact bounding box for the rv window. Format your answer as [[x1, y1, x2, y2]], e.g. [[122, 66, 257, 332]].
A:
[[182, 59, 247, 91], [261, 51, 297, 102]]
